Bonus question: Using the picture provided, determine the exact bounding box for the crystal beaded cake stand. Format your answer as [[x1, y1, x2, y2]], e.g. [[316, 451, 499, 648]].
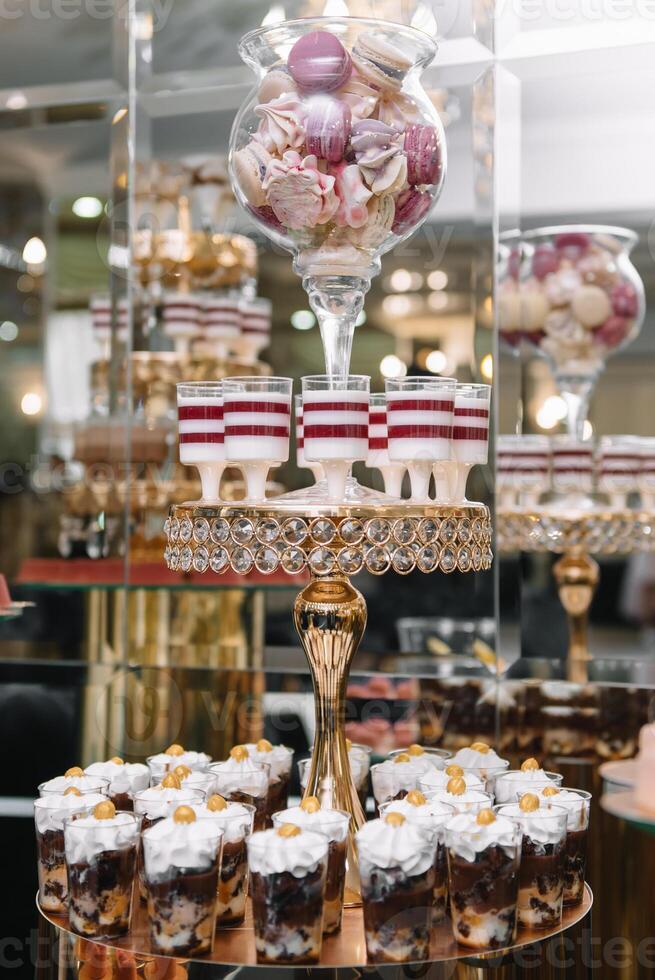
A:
[[165, 497, 492, 899], [497, 505, 654, 683]]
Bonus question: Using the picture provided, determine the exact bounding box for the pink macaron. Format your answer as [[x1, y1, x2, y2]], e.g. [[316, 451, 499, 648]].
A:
[[554, 231, 590, 260], [610, 281, 638, 318], [305, 96, 352, 162], [594, 314, 630, 348], [391, 188, 432, 235], [404, 124, 441, 186], [288, 30, 352, 94]]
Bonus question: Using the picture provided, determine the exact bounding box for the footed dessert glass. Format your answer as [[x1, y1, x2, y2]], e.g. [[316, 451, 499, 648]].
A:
[[519, 226, 644, 437], [229, 17, 446, 378]]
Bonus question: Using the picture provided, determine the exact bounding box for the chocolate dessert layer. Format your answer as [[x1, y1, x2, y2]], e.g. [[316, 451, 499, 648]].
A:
[[250, 866, 324, 963], [147, 862, 219, 955], [361, 866, 435, 963], [448, 844, 518, 915], [563, 829, 587, 906], [217, 839, 248, 925], [68, 846, 136, 938], [230, 791, 267, 831], [38, 828, 65, 870], [110, 792, 133, 812], [433, 842, 448, 920], [325, 839, 347, 904], [265, 774, 290, 825], [37, 829, 68, 909]]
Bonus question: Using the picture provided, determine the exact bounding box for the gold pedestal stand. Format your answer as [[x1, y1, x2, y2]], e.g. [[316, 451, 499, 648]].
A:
[[497, 507, 654, 682], [165, 499, 492, 899]]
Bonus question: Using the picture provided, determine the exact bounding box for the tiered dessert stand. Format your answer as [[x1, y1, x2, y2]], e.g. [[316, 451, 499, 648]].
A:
[[497, 506, 654, 683]]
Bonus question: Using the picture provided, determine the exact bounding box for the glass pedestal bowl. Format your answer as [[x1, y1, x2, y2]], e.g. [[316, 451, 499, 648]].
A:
[[229, 16, 446, 378]]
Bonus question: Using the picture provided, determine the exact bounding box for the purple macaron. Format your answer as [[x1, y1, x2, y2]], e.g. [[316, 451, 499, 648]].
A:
[[288, 30, 352, 94], [404, 124, 441, 186], [305, 96, 351, 163], [392, 189, 432, 235]]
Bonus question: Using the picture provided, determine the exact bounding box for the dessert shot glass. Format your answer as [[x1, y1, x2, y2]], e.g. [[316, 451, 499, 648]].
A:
[[35, 790, 107, 913], [551, 436, 594, 497], [370, 755, 424, 806], [163, 292, 200, 352], [243, 739, 294, 825], [357, 812, 438, 963], [366, 393, 406, 498], [496, 435, 518, 508], [450, 383, 491, 502], [238, 296, 272, 361], [210, 747, 271, 831], [63, 801, 140, 939], [177, 382, 226, 501], [146, 745, 212, 780], [248, 824, 328, 965], [195, 795, 256, 926], [636, 436, 655, 508], [294, 394, 323, 483], [496, 796, 568, 929], [85, 758, 149, 812], [224, 376, 292, 501], [493, 758, 563, 805], [445, 807, 521, 949], [201, 294, 240, 358], [302, 375, 370, 502], [386, 376, 456, 503], [512, 434, 551, 507], [379, 791, 454, 924], [143, 805, 223, 956], [597, 435, 640, 508], [538, 786, 591, 907], [430, 776, 493, 815], [133, 780, 206, 900], [273, 798, 350, 934]]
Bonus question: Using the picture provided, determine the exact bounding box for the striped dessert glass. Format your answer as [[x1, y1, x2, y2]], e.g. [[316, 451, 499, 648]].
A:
[[366, 393, 405, 498], [177, 382, 225, 501], [551, 435, 594, 499], [201, 293, 240, 359], [163, 293, 200, 353], [451, 383, 491, 502], [597, 435, 640, 508], [238, 296, 272, 362], [302, 375, 370, 503], [224, 376, 293, 502], [295, 394, 323, 484], [386, 377, 456, 503]]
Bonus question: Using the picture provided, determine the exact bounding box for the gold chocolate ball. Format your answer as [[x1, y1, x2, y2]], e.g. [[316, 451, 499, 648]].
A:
[[476, 808, 496, 826], [447, 777, 467, 796], [256, 739, 273, 753], [406, 790, 427, 807], [519, 793, 540, 813], [394, 752, 411, 764], [65, 766, 84, 778], [542, 786, 560, 798], [161, 773, 182, 790], [384, 811, 406, 827], [110, 757, 124, 766], [93, 800, 116, 821], [173, 805, 196, 825], [173, 765, 192, 780], [64, 786, 82, 796], [300, 796, 321, 813], [407, 744, 424, 757], [470, 742, 490, 754], [207, 794, 228, 812], [277, 822, 301, 838], [445, 764, 464, 778], [521, 758, 540, 772], [230, 745, 249, 763], [165, 744, 185, 757]]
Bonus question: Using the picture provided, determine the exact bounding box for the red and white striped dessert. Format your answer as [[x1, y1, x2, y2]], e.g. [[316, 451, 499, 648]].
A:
[[637, 437, 655, 507], [202, 295, 240, 343], [386, 386, 454, 463], [597, 437, 640, 505], [452, 390, 490, 465], [302, 389, 369, 464], [90, 295, 111, 339], [163, 293, 200, 340], [178, 391, 225, 467], [240, 298, 272, 342], [552, 438, 594, 495], [224, 389, 291, 464]]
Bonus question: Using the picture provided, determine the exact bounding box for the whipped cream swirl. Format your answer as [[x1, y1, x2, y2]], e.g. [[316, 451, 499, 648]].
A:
[[148, 750, 211, 772], [274, 805, 349, 843], [451, 746, 508, 770], [210, 757, 269, 798], [445, 811, 518, 863], [247, 828, 328, 878], [34, 793, 107, 834], [420, 768, 485, 793], [143, 816, 223, 879], [541, 789, 590, 830], [494, 769, 558, 804], [243, 743, 293, 782], [85, 760, 149, 796], [193, 801, 254, 842], [40, 774, 108, 796], [64, 812, 138, 865], [356, 816, 436, 877], [499, 803, 567, 847], [133, 786, 204, 821]]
